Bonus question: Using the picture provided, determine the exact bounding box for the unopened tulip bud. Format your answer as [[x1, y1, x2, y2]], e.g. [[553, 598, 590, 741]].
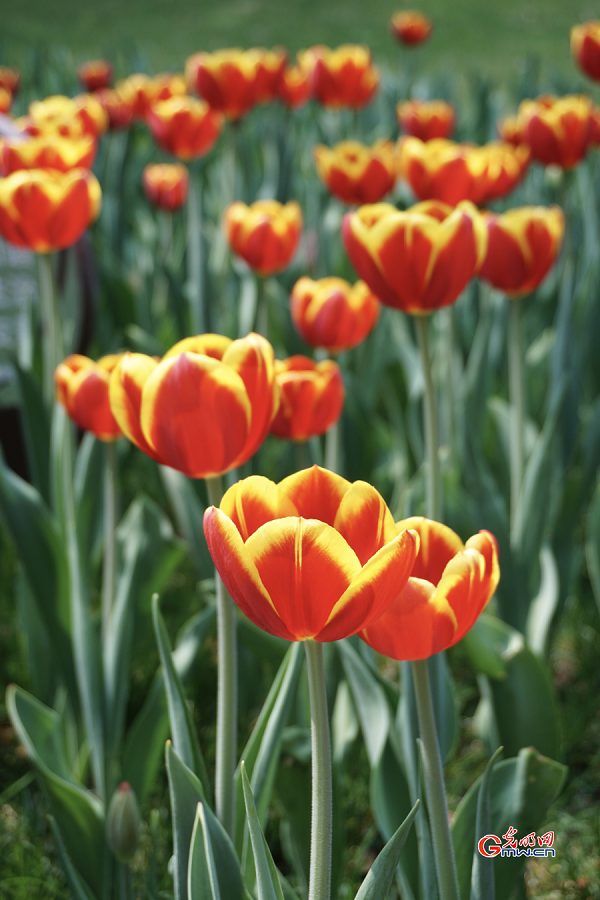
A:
[[107, 782, 140, 863]]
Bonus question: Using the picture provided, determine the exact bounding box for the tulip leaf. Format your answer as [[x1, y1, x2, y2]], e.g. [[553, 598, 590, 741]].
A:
[[426, 651, 459, 766], [354, 799, 420, 900], [160, 465, 214, 578], [241, 762, 285, 900], [188, 803, 221, 900], [585, 479, 600, 617], [47, 815, 98, 900], [452, 747, 566, 900], [73, 432, 105, 573], [166, 743, 245, 900], [461, 614, 524, 681], [338, 640, 389, 768], [331, 679, 359, 765], [6, 686, 106, 899], [469, 747, 503, 900], [153, 595, 211, 801], [14, 363, 51, 504], [525, 543, 559, 657]]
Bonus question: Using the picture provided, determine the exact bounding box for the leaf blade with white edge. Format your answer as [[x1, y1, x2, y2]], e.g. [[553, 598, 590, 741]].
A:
[[188, 802, 221, 900], [241, 762, 285, 900], [338, 640, 389, 768], [470, 747, 503, 900], [354, 799, 420, 900]]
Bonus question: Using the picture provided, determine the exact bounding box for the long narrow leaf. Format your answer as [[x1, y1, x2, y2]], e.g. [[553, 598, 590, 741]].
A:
[[470, 747, 503, 900], [241, 763, 285, 900], [354, 799, 420, 900]]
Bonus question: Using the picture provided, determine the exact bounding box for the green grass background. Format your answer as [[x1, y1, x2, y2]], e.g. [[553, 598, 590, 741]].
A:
[[1, 0, 597, 83]]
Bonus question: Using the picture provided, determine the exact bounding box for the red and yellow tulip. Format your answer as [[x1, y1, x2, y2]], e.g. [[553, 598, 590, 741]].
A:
[[0, 168, 101, 252], [55, 354, 123, 440], [203, 466, 420, 642], [342, 199, 487, 314], [109, 333, 279, 478], [314, 140, 396, 205], [278, 63, 313, 108], [0, 66, 19, 96], [96, 85, 136, 131], [310, 45, 379, 110], [142, 163, 189, 211], [270, 356, 344, 441], [77, 59, 113, 93], [290, 276, 379, 352], [0, 134, 96, 175], [361, 517, 499, 660], [223, 200, 302, 275], [119, 73, 187, 121], [0, 87, 12, 115], [147, 96, 223, 160], [571, 21, 600, 82], [515, 94, 594, 169], [397, 99, 455, 142], [186, 49, 260, 119], [390, 10, 433, 46], [478, 206, 565, 297], [254, 47, 288, 103], [27, 94, 108, 139]]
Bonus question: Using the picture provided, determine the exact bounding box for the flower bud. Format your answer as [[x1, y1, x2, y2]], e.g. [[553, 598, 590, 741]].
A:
[[107, 782, 140, 863]]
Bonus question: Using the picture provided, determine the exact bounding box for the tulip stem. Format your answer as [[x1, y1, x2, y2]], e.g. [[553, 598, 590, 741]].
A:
[[508, 298, 524, 539], [324, 419, 340, 474], [304, 639, 332, 900], [101, 441, 117, 645], [38, 252, 64, 407], [187, 173, 205, 334], [254, 275, 268, 338], [205, 474, 237, 839], [415, 315, 442, 521], [411, 658, 460, 900]]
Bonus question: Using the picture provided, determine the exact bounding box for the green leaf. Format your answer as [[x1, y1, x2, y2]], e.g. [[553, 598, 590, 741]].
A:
[[427, 652, 459, 766], [47, 815, 98, 900], [73, 432, 105, 571], [462, 614, 524, 681], [166, 743, 245, 900], [15, 363, 51, 504], [331, 679, 359, 765], [470, 747, 503, 900], [585, 479, 600, 617], [452, 747, 566, 900], [153, 596, 211, 801], [338, 640, 389, 768], [0, 448, 77, 706], [161, 466, 213, 577], [188, 803, 221, 900], [241, 763, 285, 900], [6, 686, 106, 899], [525, 544, 559, 657], [354, 799, 420, 900]]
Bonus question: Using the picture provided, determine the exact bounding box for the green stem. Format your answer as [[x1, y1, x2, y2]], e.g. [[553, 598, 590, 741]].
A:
[[304, 640, 332, 900], [415, 315, 442, 522], [101, 442, 117, 646], [187, 173, 204, 334], [508, 298, 524, 541], [324, 419, 340, 474], [205, 474, 237, 838], [37, 253, 63, 407], [254, 274, 268, 338], [411, 658, 460, 900], [118, 862, 133, 900]]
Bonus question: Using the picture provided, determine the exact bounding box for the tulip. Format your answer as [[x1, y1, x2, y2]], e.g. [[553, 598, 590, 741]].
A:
[[186, 49, 260, 119], [55, 354, 123, 440], [496, 114, 524, 147], [270, 356, 344, 441], [515, 94, 594, 169], [478, 206, 565, 297], [571, 21, 600, 82], [96, 85, 136, 130], [361, 517, 499, 659], [119, 73, 187, 121], [203, 465, 419, 642], [0, 134, 96, 175], [77, 59, 113, 92], [143, 163, 189, 211], [290, 276, 379, 352], [311, 45, 379, 110], [278, 63, 313, 108], [146, 96, 223, 160], [342, 199, 487, 315], [590, 105, 600, 146], [314, 140, 396, 205], [223, 200, 302, 275], [0, 87, 12, 114], [26, 94, 108, 139], [109, 332, 279, 478], [0, 168, 102, 252], [390, 10, 433, 45], [107, 782, 141, 863], [398, 137, 530, 206], [0, 66, 19, 96], [254, 47, 287, 103], [397, 99, 455, 141]]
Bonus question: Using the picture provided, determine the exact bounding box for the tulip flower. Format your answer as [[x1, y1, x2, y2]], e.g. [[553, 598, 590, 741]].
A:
[[0, 66, 19, 96], [77, 59, 113, 93], [203, 465, 419, 642], [342, 199, 487, 315], [0, 87, 12, 114], [146, 96, 223, 161], [398, 137, 530, 206], [119, 73, 187, 121], [25, 94, 108, 139], [314, 140, 397, 205], [278, 63, 313, 108], [186, 49, 261, 119], [96, 85, 136, 130], [311, 45, 379, 110], [143, 163, 189, 211], [55, 354, 123, 440], [290, 276, 379, 352], [478, 206, 565, 297], [361, 517, 499, 659], [270, 356, 344, 441], [0, 134, 96, 175], [497, 114, 524, 147], [590, 105, 600, 146], [511, 94, 594, 169], [254, 47, 287, 103], [397, 99, 455, 142], [0, 168, 102, 252], [571, 21, 600, 82], [223, 200, 302, 275], [390, 10, 433, 45], [109, 332, 279, 478]]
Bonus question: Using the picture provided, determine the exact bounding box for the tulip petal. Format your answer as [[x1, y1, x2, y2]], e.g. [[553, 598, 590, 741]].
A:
[[318, 527, 419, 641], [220, 476, 298, 540], [69, 367, 121, 439], [223, 333, 279, 466], [109, 353, 159, 457], [333, 480, 398, 565], [244, 517, 361, 640], [204, 507, 294, 640], [360, 576, 457, 660], [278, 465, 350, 525], [396, 516, 464, 585]]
